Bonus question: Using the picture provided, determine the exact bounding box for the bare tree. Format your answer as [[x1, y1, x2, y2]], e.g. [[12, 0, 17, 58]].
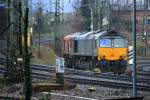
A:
[[33, 1, 45, 57], [70, 0, 84, 32]]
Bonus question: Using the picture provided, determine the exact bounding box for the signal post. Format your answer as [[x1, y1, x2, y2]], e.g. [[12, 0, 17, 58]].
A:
[[56, 57, 65, 85]]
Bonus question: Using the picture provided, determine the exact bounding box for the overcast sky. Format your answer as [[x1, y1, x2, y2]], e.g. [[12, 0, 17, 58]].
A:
[[32, 0, 145, 13], [32, 0, 75, 13]]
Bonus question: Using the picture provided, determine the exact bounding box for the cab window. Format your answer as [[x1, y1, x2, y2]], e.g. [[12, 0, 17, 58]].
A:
[[99, 39, 111, 47], [114, 39, 127, 47]]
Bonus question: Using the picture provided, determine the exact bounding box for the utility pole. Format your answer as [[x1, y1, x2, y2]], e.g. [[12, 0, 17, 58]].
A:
[[101, 0, 110, 30], [18, 0, 22, 55], [143, 0, 148, 42], [6, 0, 10, 78], [54, 0, 59, 55], [54, 0, 64, 56], [37, 2, 43, 57], [132, 0, 137, 97], [38, 27, 41, 57], [54, 0, 65, 85], [89, 0, 94, 31], [49, 0, 52, 32], [98, 0, 104, 30], [97, 0, 100, 30], [24, 8, 32, 100], [28, 0, 32, 27], [61, 0, 64, 56], [96, 0, 103, 30], [107, 0, 111, 30], [8, 0, 15, 82]]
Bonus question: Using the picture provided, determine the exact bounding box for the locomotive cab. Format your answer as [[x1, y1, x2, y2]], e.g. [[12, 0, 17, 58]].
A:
[[98, 31, 128, 73]]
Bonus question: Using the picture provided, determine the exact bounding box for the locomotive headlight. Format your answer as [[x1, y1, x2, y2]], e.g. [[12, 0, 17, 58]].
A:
[[120, 54, 126, 59], [100, 54, 106, 59]]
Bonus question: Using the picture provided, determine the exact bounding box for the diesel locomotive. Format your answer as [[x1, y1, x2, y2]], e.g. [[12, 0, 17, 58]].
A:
[[63, 30, 128, 74]]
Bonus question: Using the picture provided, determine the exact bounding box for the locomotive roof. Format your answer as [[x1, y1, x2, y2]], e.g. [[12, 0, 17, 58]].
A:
[[64, 32, 83, 39], [74, 30, 108, 40], [88, 31, 107, 39], [64, 30, 126, 40], [74, 31, 95, 39], [100, 30, 126, 38]]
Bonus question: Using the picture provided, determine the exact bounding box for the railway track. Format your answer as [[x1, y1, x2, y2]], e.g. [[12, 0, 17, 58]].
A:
[[0, 96, 20, 100], [0, 40, 7, 48], [65, 75, 150, 92], [30, 64, 150, 85], [137, 70, 150, 76], [0, 63, 149, 85], [26, 66, 150, 92], [1, 58, 150, 91], [66, 70, 150, 85], [31, 64, 55, 72], [1, 58, 150, 82], [1, 58, 150, 80], [0, 67, 150, 92], [28, 63, 150, 92]]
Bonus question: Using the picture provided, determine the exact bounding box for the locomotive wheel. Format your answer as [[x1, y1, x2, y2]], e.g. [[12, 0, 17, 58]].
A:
[[120, 65, 126, 74], [100, 65, 108, 73], [111, 65, 117, 74]]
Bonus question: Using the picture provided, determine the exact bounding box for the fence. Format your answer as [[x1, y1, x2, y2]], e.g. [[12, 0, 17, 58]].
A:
[[137, 46, 150, 59]]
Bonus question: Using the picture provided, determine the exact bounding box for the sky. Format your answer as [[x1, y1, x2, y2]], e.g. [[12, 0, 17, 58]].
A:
[[32, 0, 144, 13], [32, 0, 75, 13]]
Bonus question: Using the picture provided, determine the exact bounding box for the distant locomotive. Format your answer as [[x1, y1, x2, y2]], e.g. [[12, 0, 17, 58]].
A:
[[63, 30, 128, 74]]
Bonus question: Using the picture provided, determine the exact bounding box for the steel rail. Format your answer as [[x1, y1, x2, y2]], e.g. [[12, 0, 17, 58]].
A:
[[0, 63, 150, 92], [65, 76, 150, 92], [0, 59, 150, 84]]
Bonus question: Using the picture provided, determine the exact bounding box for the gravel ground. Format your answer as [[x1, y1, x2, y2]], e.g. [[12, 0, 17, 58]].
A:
[[0, 53, 5, 58], [0, 83, 150, 100], [36, 85, 150, 100], [0, 72, 150, 100]]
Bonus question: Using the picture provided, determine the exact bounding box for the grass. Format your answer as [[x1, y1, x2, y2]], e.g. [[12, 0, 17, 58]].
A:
[[0, 77, 10, 88], [0, 77, 5, 85], [33, 32, 55, 39], [31, 45, 57, 65]]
